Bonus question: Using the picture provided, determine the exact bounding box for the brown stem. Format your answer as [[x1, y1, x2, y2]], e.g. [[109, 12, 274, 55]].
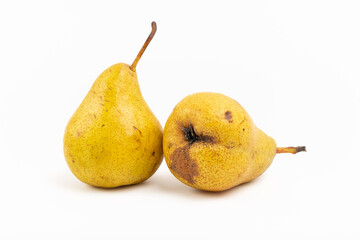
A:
[[130, 21, 157, 71], [276, 146, 306, 154]]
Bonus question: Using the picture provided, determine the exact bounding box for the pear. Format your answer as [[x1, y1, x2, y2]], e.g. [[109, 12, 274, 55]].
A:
[[163, 92, 305, 192], [64, 22, 163, 188]]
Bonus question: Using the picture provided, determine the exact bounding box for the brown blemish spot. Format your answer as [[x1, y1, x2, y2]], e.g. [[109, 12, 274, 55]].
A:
[[225, 145, 235, 149], [225, 111, 233, 123], [133, 126, 143, 136], [168, 143, 173, 149], [251, 150, 258, 159], [100, 103, 104, 106], [243, 128, 245, 131], [170, 145, 199, 184], [101, 124, 105, 127], [152, 151, 155, 156], [114, 107, 121, 115], [72, 159, 75, 163], [183, 124, 213, 144], [239, 119, 245, 125], [94, 114, 96, 119], [100, 96, 103, 99], [77, 131, 81, 136]]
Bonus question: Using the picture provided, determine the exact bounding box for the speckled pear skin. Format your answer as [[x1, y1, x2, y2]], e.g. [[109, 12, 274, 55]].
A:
[[64, 63, 163, 188], [163, 92, 276, 192]]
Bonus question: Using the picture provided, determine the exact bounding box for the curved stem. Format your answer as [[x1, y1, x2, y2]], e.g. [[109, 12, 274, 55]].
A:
[[130, 21, 157, 71], [276, 146, 306, 154]]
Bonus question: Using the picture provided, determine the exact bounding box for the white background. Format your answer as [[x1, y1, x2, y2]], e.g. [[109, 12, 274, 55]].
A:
[[1, 0, 359, 239]]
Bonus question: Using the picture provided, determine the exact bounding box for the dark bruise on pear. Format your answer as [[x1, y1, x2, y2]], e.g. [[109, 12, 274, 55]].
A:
[[182, 125, 213, 144]]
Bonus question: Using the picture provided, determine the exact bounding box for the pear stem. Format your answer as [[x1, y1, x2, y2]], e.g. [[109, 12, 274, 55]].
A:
[[276, 146, 306, 154], [130, 21, 157, 71]]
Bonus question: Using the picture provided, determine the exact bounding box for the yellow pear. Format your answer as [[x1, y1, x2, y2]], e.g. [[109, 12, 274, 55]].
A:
[[163, 92, 305, 192], [64, 22, 163, 188]]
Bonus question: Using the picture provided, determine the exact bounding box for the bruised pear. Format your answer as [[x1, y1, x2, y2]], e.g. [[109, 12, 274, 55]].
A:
[[163, 92, 305, 192]]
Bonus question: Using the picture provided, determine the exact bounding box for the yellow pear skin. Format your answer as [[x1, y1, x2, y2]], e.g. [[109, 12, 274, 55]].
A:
[[163, 92, 305, 192], [64, 22, 163, 188]]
